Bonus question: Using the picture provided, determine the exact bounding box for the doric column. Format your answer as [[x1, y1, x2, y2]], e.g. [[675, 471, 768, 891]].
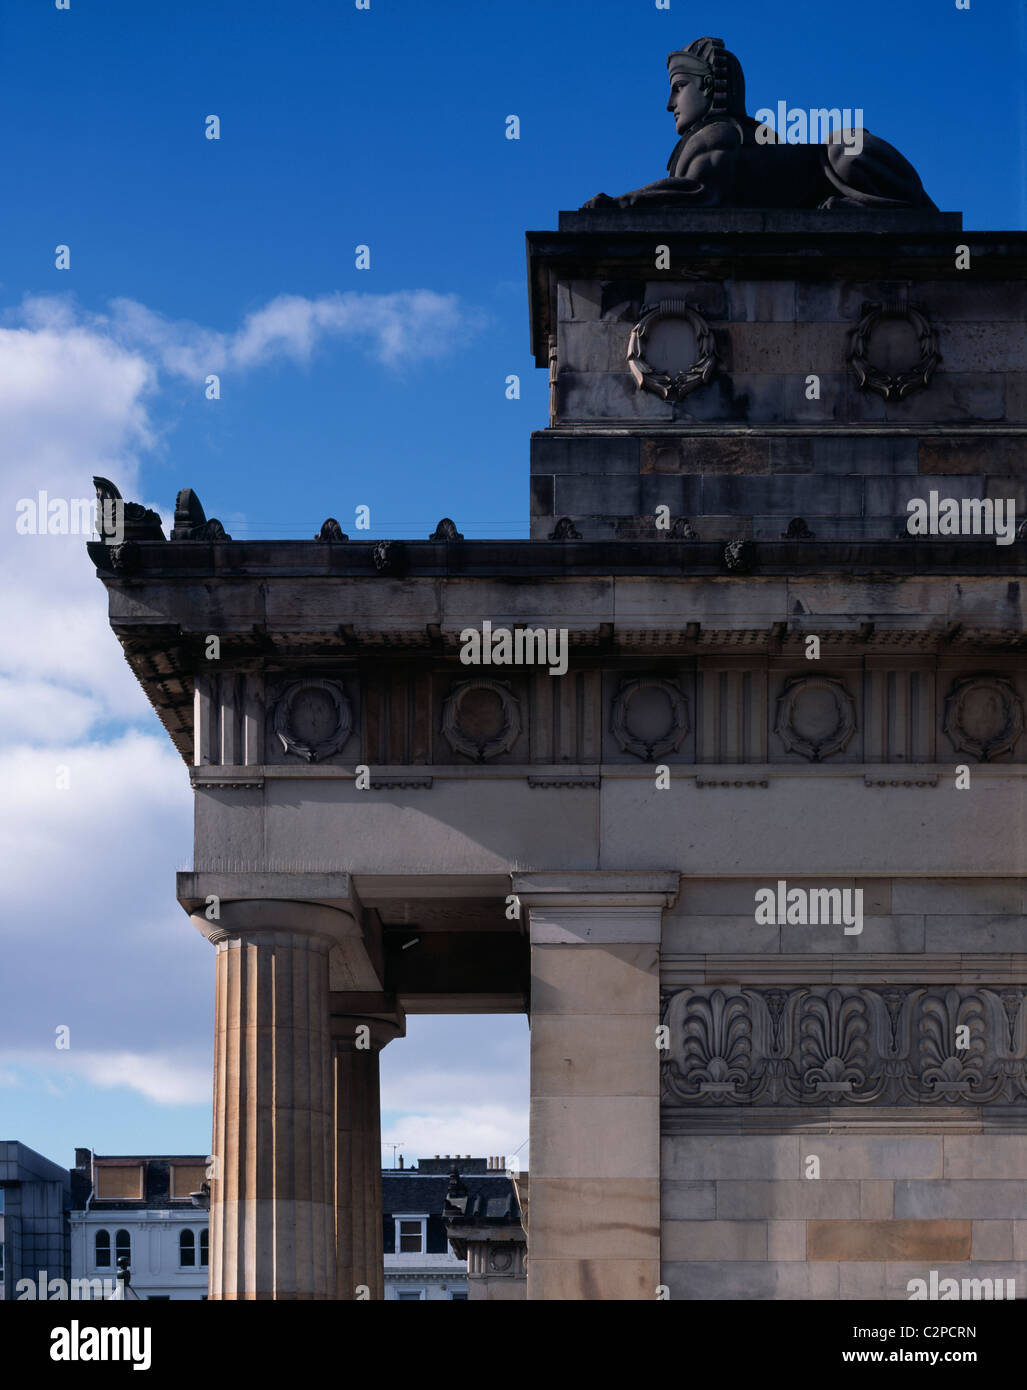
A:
[[191, 899, 351, 1300], [513, 871, 678, 1301], [331, 1000, 404, 1299]]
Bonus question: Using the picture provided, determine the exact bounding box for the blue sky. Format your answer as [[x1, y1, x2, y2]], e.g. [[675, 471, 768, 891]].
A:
[[1, 0, 1024, 1173]]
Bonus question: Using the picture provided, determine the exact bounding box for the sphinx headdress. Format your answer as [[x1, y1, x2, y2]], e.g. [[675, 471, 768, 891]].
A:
[[666, 37, 747, 123]]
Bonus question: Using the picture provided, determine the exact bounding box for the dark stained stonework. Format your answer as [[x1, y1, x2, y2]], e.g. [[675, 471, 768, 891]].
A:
[[170, 487, 231, 542], [526, 215, 1027, 541], [582, 37, 936, 212]]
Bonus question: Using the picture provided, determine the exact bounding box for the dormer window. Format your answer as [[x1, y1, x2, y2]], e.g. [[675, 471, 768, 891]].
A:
[[394, 1216, 427, 1254]]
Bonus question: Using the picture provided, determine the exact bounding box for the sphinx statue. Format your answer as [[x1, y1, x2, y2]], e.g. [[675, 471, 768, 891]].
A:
[[583, 37, 936, 211]]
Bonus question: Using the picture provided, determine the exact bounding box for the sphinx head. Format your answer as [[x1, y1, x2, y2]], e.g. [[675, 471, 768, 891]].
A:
[[666, 37, 747, 134]]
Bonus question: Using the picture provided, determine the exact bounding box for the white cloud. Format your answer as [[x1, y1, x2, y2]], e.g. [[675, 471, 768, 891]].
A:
[[380, 1047, 529, 1165], [0, 678, 104, 743], [105, 288, 479, 378], [0, 1050, 210, 1107], [70, 1051, 211, 1106], [0, 286, 483, 731], [380, 1106, 528, 1166]]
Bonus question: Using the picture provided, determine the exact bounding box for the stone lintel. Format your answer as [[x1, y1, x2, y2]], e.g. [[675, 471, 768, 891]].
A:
[[397, 992, 527, 1014], [514, 871, 678, 943], [353, 873, 511, 902]]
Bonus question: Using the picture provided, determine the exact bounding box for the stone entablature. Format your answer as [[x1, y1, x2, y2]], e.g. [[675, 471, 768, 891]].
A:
[[186, 660, 1027, 769], [90, 539, 1026, 767]]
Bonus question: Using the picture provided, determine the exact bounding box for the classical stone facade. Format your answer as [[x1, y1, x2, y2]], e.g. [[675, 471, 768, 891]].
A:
[[89, 38, 1027, 1300]]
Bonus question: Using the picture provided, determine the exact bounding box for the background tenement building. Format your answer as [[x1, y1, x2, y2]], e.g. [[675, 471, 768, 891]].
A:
[[70, 1149, 210, 1301]]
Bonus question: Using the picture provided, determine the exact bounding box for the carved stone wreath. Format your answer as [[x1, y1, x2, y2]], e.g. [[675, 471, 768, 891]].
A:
[[774, 676, 856, 762], [943, 675, 1024, 762], [611, 677, 690, 761], [848, 301, 940, 402], [441, 679, 521, 762], [273, 680, 353, 762], [626, 300, 718, 401]]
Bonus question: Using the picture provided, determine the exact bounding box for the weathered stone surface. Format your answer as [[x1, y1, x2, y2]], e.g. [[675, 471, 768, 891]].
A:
[[807, 1220, 970, 1262], [895, 1181, 1027, 1220], [860, 1182, 895, 1220], [531, 432, 641, 474], [662, 1260, 841, 1299], [556, 371, 674, 421], [942, 1137, 1027, 1179], [919, 436, 1027, 475], [661, 1181, 717, 1220], [530, 1178, 658, 1259], [558, 321, 634, 374], [971, 1221, 1013, 1260], [716, 1181, 862, 1220], [641, 436, 771, 474], [554, 474, 642, 516], [662, 1220, 767, 1260], [531, 1014, 658, 1096], [891, 879, 1024, 914], [529, 473, 553, 518]]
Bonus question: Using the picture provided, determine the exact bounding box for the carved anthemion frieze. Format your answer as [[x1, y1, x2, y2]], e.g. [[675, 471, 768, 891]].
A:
[[662, 985, 1027, 1108]]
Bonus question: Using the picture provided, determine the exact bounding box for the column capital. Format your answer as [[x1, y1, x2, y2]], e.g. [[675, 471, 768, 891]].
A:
[[186, 897, 360, 948], [511, 872, 678, 944], [330, 993, 406, 1050], [178, 870, 362, 919]]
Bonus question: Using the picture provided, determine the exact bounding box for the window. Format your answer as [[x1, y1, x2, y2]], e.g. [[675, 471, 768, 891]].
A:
[[396, 1289, 424, 1300], [180, 1229, 195, 1267], [394, 1216, 426, 1254], [0, 1187, 5, 1212], [450, 1291, 468, 1300], [115, 1229, 131, 1265], [95, 1229, 111, 1268], [200, 1228, 209, 1267]]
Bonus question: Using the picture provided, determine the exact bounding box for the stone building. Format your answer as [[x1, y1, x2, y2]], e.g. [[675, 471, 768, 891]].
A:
[[69, 1149, 210, 1300], [383, 1155, 520, 1300], [88, 37, 1027, 1300]]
